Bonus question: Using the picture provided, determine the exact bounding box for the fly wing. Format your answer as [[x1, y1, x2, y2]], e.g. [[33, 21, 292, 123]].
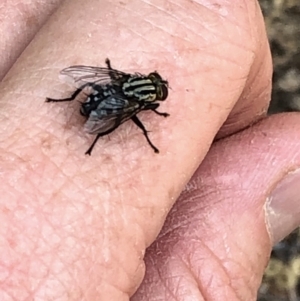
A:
[[84, 95, 141, 135], [59, 65, 130, 88]]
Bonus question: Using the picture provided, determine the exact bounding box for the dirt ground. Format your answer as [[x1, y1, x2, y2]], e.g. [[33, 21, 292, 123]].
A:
[[258, 1, 300, 300], [260, 0, 300, 114]]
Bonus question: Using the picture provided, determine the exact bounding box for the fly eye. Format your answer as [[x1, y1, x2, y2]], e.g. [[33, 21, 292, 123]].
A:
[[158, 83, 168, 100], [148, 72, 162, 81], [148, 72, 168, 100]]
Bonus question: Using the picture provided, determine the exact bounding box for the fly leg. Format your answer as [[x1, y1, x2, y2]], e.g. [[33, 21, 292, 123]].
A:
[[144, 103, 170, 118], [151, 109, 170, 117], [46, 83, 91, 102], [105, 58, 130, 83], [85, 126, 119, 156], [105, 58, 125, 82], [131, 115, 159, 153], [105, 58, 113, 70], [85, 134, 102, 156], [105, 58, 119, 81]]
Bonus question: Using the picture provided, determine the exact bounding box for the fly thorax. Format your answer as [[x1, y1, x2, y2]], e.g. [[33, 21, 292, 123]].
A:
[[122, 77, 157, 101]]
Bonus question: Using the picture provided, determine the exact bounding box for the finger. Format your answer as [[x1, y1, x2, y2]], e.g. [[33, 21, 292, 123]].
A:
[[0, 0, 64, 80], [132, 113, 300, 301], [0, 0, 271, 300], [218, 0, 273, 137]]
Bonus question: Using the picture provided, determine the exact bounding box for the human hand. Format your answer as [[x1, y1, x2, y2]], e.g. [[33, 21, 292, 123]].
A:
[[1, 1, 299, 301]]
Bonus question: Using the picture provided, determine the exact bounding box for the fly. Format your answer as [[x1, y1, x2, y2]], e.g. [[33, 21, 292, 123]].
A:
[[46, 58, 169, 155]]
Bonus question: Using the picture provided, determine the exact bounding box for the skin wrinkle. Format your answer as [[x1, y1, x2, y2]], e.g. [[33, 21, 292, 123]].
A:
[[16, 156, 62, 198], [112, 8, 170, 53], [14, 116, 50, 144], [130, 21, 194, 59], [242, 46, 270, 101], [4, 227, 48, 297], [0, 0, 63, 80], [195, 48, 249, 74], [158, 270, 178, 301], [46, 225, 101, 298], [0, 101, 68, 158], [4, 160, 37, 198], [144, 175, 262, 298], [182, 245, 242, 301], [137, 2, 233, 54], [221, 251, 256, 298], [94, 195, 146, 286], [242, 0, 255, 43], [219, 11, 271, 134], [181, 255, 208, 301], [186, 2, 252, 42], [142, 1, 210, 43], [156, 195, 210, 240], [229, 269, 256, 300], [158, 243, 218, 300], [177, 275, 204, 301], [144, 1, 253, 53]]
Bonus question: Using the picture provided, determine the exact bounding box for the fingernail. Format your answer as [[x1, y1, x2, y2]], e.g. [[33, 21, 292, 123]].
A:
[[266, 169, 300, 245]]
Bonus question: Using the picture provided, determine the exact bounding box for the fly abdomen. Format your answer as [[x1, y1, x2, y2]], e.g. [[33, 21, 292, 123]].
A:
[[81, 96, 100, 116]]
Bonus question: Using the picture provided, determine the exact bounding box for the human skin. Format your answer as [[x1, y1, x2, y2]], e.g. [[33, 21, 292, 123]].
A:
[[0, 0, 63, 80], [0, 0, 300, 301]]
